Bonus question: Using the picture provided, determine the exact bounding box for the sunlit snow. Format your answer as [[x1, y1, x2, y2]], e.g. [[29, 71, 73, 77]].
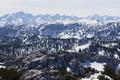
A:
[[90, 62, 106, 72]]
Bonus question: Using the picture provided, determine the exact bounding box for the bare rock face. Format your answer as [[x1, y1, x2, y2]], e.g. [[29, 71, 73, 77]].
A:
[[116, 64, 120, 75], [68, 59, 85, 76]]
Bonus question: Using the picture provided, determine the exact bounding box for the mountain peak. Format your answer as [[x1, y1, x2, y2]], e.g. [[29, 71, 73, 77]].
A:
[[15, 11, 25, 15]]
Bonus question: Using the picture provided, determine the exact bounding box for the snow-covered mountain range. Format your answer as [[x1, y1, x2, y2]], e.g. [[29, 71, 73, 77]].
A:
[[0, 12, 120, 80], [0, 12, 120, 27], [0, 12, 120, 40]]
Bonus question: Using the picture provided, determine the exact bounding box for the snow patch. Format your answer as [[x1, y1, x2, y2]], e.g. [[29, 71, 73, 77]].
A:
[[81, 73, 112, 80], [73, 43, 90, 52], [0, 63, 6, 68], [90, 62, 106, 72], [83, 62, 106, 72], [32, 55, 46, 62], [66, 67, 71, 72], [114, 54, 119, 59], [98, 50, 104, 56]]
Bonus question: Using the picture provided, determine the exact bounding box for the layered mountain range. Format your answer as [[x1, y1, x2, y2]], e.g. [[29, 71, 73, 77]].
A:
[[0, 12, 120, 27]]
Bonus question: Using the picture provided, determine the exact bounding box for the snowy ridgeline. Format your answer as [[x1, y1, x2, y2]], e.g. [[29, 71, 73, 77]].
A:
[[1, 12, 120, 27]]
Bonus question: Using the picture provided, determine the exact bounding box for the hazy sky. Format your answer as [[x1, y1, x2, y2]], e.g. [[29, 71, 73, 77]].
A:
[[0, 0, 120, 16]]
